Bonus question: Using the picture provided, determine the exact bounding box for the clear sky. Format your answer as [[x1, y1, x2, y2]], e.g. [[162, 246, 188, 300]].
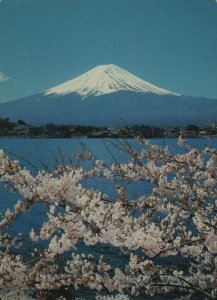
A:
[[0, 0, 216, 103]]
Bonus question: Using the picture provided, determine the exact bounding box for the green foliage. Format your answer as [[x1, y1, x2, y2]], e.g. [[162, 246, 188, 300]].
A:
[[0, 118, 15, 130], [185, 124, 200, 132]]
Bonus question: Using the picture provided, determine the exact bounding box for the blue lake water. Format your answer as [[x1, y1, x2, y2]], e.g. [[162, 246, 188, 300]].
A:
[[0, 137, 216, 299]]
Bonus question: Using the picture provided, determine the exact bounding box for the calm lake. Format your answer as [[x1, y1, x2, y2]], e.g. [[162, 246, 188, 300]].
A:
[[0, 137, 216, 299]]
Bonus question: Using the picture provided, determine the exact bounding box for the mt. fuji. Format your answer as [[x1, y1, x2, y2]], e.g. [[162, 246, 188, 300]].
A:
[[0, 64, 216, 126], [45, 64, 179, 99]]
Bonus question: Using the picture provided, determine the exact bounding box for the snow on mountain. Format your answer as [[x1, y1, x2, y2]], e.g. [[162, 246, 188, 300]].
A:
[[44, 64, 180, 99]]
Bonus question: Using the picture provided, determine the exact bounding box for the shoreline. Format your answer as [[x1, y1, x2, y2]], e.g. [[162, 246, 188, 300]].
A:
[[0, 135, 216, 139]]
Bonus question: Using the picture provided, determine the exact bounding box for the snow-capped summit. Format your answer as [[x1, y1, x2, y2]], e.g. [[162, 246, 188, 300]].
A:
[[44, 64, 180, 99]]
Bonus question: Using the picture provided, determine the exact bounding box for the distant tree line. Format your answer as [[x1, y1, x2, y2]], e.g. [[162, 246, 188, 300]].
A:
[[0, 118, 26, 130], [0, 117, 216, 138]]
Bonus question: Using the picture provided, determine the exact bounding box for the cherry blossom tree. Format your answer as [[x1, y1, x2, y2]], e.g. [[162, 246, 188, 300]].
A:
[[0, 136, 216, 299]]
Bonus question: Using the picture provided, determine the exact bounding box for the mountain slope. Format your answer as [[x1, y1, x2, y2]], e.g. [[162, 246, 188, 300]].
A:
[[0, 64, 216, 126], [44, 64, 179, 99]]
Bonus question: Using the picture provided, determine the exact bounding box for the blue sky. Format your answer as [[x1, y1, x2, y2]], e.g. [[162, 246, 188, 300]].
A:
[[0, 0, 216, 103]]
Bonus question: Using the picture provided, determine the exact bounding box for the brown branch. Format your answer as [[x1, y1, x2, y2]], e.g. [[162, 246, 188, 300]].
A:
[[152, 237, 205, 259]]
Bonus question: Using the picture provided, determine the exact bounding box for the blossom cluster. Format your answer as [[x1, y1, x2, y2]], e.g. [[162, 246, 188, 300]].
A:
[[0, 137, 216, 299]]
